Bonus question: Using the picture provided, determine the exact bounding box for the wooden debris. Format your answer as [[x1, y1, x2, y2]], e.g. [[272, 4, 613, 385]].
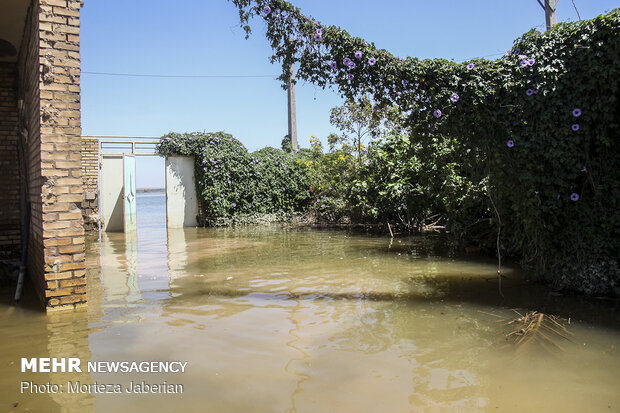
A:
[[504, 310, 573, 353]]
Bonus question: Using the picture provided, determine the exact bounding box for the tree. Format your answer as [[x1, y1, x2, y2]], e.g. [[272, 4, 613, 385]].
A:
[[329, 96, 387, 163]]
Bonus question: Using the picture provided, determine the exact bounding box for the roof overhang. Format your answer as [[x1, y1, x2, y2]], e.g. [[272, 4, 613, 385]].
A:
[[0, 0, 30, 63]]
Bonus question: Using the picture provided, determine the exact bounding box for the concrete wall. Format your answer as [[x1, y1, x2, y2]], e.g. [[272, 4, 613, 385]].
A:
[[165, 155, 198, 228], [0, 62, 22, 255], [16, 0, 86, 310]]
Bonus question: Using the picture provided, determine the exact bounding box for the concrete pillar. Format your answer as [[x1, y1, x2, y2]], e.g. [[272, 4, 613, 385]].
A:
[[165, 155, 198, 228]]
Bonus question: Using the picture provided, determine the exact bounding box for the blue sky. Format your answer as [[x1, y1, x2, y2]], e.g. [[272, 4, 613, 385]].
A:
[[80, 0, 618, 187]]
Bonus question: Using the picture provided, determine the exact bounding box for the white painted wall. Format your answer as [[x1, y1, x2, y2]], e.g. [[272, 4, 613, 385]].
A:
[[100, 155, 124, 232], [165, 155, 198, 228]]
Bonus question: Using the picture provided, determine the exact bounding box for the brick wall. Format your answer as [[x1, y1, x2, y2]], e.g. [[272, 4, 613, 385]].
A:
[[17, 0, 85, 310], [81, 137, 98, 231], [0, 63, 22, 254]]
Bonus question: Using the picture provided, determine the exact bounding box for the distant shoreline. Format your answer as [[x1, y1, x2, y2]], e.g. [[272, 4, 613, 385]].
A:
[[137, 188, 165, 193]]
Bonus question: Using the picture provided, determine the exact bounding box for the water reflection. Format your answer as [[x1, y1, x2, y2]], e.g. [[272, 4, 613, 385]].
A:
[[0, 192, 618, 412]]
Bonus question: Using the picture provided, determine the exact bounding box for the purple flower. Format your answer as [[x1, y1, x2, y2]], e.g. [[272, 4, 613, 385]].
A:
[[348, 61, 356, 69], [526, 89, 534, 96], [467, 63, 474, 70], [582, 166, 587, 172], [505, 50, 512, 56], [373, 105, 379, 112], [572, 108, 582, 117], [528, 59, 535, 66], [368, 57, 377, 66], [232, 203, 236, 207], [450, 93, 460, 102], [354, 50, 363, 59], [330, 61, 337, 70], [507, 140, 515, 148], [557, 194, 561, 200], [315, 30, 323, 41], [533, 89, 539, 94], [515, 48, 521, 54], [518, 54, 527, 59], [433, 109, 442, 118], [215, 199, 219, 203], [572, 124, 580, 131], [571, 193, 580, 201], [347, 73, 355, 81], [262, 5, 271, 15], [520, 60, 528, 67], [343, 57, 352, 66]]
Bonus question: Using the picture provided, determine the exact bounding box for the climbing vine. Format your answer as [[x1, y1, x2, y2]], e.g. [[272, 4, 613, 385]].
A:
[[228, 1, 620, 295]]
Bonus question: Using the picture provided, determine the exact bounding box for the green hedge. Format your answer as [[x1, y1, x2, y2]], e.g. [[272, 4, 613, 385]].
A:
[[156, 132, 314, 223]]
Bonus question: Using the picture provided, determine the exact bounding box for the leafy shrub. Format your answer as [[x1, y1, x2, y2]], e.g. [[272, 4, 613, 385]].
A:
[[156, 132, 314, 222], [230, 2, 620, 295]]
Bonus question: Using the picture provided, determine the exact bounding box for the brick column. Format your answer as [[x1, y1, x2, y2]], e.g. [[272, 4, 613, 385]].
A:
[[39, 0, 85, 309], [18, 0, 86, 310]]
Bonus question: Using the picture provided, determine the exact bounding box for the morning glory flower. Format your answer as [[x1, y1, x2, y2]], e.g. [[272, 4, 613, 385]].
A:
[[347, 73, 355, 81], [582, 166, 587, 172], [348, 61, 356, 69], [507, 140, 515, 148], [526, 89, 534, 96], [433, 109, 442, 118], [528, 59, 535, 66], [343, 57, 352, 66], [354, 50, 363, 59], [572, 124, 580, 131], [572, 108, 582, 117], [330, 61, 337, 70], [315, 30, 323, 41], [368, 57, 377, 66], [571, 193, 580, 201], [262, 5, 271, 15], [450, 93, 459, 102], [373, 105, 379, 112], [520, 60, 528, 67], [467, 63, 475, 70]]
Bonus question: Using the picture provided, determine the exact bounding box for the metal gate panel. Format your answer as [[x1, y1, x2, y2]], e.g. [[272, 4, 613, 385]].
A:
[[100, 155, 124, 232], [123, 154, 137, 233]]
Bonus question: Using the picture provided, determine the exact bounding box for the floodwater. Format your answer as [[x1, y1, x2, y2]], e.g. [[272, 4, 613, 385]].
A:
[[1, 192, 619, 412]]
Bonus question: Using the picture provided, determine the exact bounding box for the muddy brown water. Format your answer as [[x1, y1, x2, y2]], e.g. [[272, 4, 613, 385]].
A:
[[1, 193, 619, 412]]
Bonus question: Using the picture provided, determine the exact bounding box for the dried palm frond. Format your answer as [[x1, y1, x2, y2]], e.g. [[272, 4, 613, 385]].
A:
[[505, 310, 573, 353]]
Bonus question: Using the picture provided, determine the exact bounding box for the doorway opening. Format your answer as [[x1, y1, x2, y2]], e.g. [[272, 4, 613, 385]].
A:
[[98, 137, 165, 232]]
